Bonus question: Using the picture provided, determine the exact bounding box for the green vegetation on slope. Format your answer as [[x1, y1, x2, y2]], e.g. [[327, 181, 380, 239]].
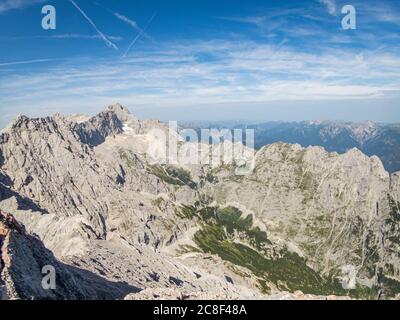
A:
[[193, 216, 344, 295], [147, 165, 197, 189], [381, 274, 400, 298], [183, 205, 379, 298], [387, 194, 400, 224]]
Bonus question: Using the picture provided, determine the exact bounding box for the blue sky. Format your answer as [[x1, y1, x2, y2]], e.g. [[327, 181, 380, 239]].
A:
[[0, 0, 399, 127]]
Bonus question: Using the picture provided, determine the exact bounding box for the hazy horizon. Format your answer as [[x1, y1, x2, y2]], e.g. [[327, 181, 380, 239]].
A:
[[2, 101, 400, 130]]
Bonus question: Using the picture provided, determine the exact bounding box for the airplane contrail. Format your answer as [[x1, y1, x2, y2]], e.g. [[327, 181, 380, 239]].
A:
[[114, 12, 152, 42], [0, 59, 54, 67], [93, 1, 152, 42], [123, 12, 156, 58], [68, 0, 118, 50]]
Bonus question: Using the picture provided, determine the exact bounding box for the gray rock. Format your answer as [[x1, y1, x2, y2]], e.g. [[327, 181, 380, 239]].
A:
[[0, 104, 399, 300]]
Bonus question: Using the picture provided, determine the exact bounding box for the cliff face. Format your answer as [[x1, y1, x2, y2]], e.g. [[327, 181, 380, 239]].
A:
[[0, 104, 399, 300]]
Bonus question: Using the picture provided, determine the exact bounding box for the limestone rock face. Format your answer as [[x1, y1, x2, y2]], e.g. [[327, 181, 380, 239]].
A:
[[0, 210, 139, 299], [206, 144, 389, 277], [390, 172, 400, 202], [264, 291, 352, 300], [0, 104, 399, 300], [124, 288, 240, 300]]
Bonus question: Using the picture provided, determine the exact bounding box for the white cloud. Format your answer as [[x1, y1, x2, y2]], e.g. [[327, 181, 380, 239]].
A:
[[0, 0, 45, 13], [51, 34, 123, 41], [319, 0, 337, 16], [0, 58, 54, 67], [360, 3, 400, 26], [0, 34, 123, 42], [0, 40, 399, 122]]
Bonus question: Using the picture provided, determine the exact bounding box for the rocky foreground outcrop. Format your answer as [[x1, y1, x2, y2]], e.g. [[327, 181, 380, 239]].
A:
[[0, 104, 399, 300], [0, 210, 139, 299], [124, 288, 240, 300], [123, 288, 352, 300]]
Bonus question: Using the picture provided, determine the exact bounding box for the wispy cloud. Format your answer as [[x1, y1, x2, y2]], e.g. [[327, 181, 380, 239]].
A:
[[218, 8, 321, 38], [221, 15, 267, 28], [0, 58, 54, 67], [0, 34, 123, 42], [219, 15, 285, 34], [0, 0, 45, 13], [319, 0, 337, 16], [52, 34, 123, 41], [1, 40, 399, 114], [360, 2, 400, 26], [68, 0, 118, 50]]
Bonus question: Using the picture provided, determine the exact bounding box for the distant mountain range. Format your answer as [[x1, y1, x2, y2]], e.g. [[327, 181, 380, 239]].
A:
[[183, 120, 400, 173]]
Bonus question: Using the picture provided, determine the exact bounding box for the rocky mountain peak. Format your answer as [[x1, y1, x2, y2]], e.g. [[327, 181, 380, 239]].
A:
[[101, 103, 134, 123], [74, 104, 133, 147], [107, 103, 130, 115]]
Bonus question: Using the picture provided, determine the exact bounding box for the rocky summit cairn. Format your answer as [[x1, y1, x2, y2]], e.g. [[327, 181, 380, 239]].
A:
[[0, 104, 399, 300]]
